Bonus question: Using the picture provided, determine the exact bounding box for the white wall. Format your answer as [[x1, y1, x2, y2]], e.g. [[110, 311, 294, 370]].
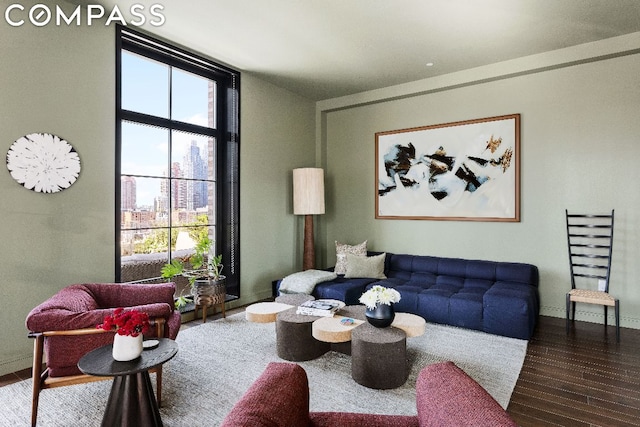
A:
[[318, 38, 640, 329]]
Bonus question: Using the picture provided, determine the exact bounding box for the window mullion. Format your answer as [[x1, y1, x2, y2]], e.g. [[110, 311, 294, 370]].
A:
[[167, 64, 173, 262], [121, 110, 218, 138]]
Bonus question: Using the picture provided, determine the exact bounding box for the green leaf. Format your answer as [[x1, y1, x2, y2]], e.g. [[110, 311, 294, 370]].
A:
[[161, 259, 184, 278]]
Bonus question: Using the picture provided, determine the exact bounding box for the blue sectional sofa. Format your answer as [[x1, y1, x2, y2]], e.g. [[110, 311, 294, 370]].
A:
[[277, 252, 539, 340]]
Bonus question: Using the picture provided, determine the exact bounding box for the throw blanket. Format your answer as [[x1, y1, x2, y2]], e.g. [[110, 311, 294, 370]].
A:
[[279, 270, 338, 295]]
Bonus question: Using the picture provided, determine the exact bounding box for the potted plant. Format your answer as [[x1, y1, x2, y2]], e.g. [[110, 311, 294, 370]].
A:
[[161, 236, 226, 311], [97, 308, 151, 361]]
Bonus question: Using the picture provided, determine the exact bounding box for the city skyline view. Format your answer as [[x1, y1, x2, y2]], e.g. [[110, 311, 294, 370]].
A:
[[121, 139, 211, 212], [119, 49, 217, 257], [121, 50, 215, 207]]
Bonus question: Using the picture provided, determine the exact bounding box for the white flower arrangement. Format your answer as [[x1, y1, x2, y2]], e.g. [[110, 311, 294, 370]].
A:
[[359, 285, 401, 310]]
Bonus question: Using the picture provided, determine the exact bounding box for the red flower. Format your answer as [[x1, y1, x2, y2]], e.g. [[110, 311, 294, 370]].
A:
[[97, 308, 151, 337]]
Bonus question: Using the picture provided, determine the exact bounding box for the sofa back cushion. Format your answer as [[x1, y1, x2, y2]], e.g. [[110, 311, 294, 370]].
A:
[[385, 253, 538, 288]]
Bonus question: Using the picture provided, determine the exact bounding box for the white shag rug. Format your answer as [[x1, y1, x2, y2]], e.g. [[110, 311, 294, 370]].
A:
[[1, 312, 527, 426]]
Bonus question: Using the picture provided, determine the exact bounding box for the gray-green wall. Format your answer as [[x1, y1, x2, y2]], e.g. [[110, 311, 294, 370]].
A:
[[0, 3, 315, 376], [317, 34, 640, 330], [2, 3, 638, 377]]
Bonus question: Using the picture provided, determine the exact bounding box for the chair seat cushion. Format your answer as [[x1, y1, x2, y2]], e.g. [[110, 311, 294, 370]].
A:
[[568, 289, 617, 306]]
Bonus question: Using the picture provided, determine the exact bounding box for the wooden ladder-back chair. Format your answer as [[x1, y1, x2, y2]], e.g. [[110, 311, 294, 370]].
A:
[[565, 210, 619, 342], [25, 282, 181, 426]]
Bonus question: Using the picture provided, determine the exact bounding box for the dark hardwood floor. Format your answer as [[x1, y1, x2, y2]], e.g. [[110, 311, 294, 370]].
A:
[[3, 313, 639, 426], [508, 316, 640, 426]]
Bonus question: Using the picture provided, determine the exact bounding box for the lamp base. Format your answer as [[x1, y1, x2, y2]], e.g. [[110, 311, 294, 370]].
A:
[[303, 214, 315, 270]]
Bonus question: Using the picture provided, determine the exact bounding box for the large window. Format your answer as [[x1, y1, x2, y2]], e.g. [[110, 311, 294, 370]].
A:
[[116, 26, 240, 301]]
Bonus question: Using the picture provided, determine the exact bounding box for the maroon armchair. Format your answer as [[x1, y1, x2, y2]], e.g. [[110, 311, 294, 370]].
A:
[[25, 282, 181, 427], [220, 361, 516, 427]]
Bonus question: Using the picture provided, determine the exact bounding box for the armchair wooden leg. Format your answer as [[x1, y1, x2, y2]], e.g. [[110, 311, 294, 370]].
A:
[[31, 334, 44, 427]]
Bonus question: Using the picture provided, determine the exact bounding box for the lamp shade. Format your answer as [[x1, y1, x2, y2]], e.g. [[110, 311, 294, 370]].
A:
[[293, 168, 325, 215]]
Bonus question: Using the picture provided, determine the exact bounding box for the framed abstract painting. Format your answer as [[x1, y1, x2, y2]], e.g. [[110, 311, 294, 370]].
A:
[[376, 114, 520, 222]]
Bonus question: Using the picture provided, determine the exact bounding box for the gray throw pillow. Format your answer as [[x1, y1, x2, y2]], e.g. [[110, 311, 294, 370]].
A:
[[344, 252, 386, 279]]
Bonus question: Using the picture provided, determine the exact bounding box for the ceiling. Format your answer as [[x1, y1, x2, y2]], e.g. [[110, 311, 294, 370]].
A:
[[89, 0, 640, 101]]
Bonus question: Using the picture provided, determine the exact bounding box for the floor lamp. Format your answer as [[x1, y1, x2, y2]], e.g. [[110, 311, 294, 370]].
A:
[[293, 168, 325, 270]]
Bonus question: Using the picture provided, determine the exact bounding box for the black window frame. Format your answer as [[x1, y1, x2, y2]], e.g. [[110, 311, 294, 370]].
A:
[[115, 25, 240, 301]]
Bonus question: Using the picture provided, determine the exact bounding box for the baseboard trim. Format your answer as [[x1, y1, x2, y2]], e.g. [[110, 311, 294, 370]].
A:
[[0, 355, 32, 378], [540, 305, 640, 329]]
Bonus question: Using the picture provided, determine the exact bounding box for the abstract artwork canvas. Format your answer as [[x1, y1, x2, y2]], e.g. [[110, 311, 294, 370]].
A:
[[376, 114, 520, 221]]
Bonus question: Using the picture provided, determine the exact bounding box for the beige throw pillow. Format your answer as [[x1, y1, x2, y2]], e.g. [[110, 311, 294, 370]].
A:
[[344, 253, 387, 279], [334, 240, 367, 275]]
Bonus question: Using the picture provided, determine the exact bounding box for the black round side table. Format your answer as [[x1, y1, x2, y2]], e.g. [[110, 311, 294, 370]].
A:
[[78, 338, 178, 427]]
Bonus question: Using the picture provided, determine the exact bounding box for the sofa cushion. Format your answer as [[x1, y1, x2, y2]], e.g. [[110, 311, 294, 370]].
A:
[[313, 277, 375, 305], [449, 292, 484, 330], [344, 253, 386, 279], [334, 240, 367, 274], [483, 283, 538, 339]]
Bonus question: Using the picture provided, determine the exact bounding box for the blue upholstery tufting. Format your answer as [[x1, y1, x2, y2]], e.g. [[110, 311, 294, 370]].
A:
[[276, 252, 539, 339]]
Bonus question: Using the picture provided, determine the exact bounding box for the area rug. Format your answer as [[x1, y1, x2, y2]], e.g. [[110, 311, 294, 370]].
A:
[[1, 312, 527, 426]]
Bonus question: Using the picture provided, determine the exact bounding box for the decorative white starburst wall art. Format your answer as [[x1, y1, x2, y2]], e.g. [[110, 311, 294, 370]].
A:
[[6, 133, 81, 193]]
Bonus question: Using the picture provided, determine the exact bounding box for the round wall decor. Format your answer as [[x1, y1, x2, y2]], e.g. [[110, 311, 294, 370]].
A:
[[6, 133, 81, 193]]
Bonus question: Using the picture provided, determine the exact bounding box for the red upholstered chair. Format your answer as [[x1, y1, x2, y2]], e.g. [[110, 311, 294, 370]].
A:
[[25, 282, 181, 427], [220, 361, 516, 427]]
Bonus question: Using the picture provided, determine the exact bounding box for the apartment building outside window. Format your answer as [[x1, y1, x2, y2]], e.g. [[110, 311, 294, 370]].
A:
[[115, 26, 240, 301]]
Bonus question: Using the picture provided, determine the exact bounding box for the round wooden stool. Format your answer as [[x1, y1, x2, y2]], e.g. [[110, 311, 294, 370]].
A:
[[245, 302, 293, 323], [276, 309, 330, 361], [351, 322, 407, 389]]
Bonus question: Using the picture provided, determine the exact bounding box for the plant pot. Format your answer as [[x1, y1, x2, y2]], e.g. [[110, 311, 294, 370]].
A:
[[192, 276, 226, 306], [365, 303, 395, 328], [112, 333, 143, 361]]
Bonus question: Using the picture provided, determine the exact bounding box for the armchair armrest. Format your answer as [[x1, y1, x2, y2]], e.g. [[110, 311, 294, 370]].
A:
[[220, 362, 311, 427], [416, 361, 516, 427]]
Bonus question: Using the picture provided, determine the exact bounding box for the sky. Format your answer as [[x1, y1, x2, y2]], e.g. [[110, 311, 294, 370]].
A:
[[121, 51, 213, 206]]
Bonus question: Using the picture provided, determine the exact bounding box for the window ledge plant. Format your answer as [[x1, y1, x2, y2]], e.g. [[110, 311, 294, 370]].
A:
[[161, 236, 224, 309]]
